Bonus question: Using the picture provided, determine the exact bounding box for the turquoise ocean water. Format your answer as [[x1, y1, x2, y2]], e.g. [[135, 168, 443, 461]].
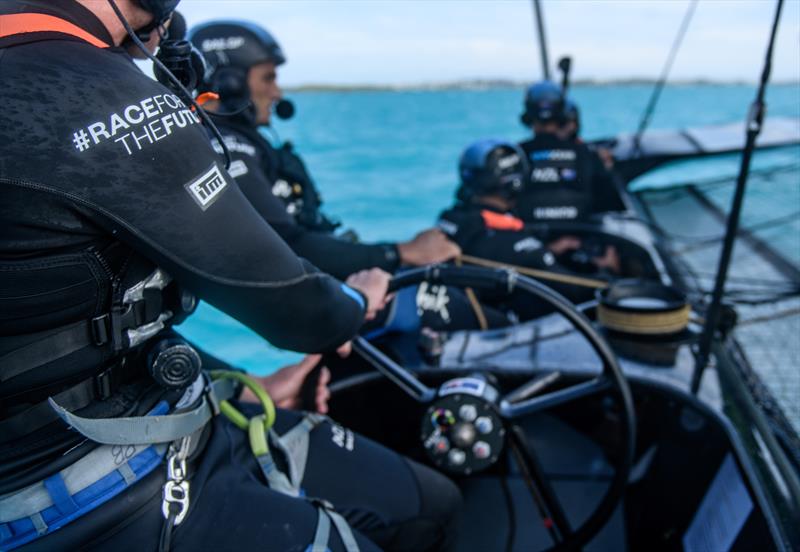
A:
[[176, 84, 800, 374]]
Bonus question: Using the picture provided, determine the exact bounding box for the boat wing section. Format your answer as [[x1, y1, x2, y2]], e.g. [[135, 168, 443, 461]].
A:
[[601, 117, 800, 181]]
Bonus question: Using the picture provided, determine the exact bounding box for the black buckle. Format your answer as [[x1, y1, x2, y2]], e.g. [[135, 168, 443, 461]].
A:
[[91, 314, 110, 346], [94, 366, 114, 400]]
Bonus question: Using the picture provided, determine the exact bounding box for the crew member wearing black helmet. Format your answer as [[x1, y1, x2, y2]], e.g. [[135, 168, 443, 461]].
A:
[[188, 20, 460, 281], [517, 81, 618, 223], [0, 2, 460, 551], [438, 139, 619, 314]]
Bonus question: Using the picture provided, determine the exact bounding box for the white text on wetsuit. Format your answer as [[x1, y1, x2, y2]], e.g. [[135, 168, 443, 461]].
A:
[[71, 94, 200, 155]]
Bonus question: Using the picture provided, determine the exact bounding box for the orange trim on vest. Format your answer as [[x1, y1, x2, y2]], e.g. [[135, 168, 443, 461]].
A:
[[480, 210, 524, 231], [0, 13, 110, 48]]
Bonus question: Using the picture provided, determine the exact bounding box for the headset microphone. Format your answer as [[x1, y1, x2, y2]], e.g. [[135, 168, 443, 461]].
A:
[[275, 99, 295, 120]]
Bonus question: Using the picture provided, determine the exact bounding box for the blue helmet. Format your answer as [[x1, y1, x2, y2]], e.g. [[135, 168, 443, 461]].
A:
[[457, 139, 528, 202], [520, 80, 565, 127]]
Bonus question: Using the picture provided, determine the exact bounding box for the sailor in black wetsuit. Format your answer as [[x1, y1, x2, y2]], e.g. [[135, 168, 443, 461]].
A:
[[0, 2, 460, 551], [438, 139, 619, 314], [187, 21, 460, 281], [517, 81, 619, 223]]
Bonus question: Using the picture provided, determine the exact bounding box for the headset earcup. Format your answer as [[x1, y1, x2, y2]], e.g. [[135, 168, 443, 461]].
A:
[[188, 46, 208, 91], [212, 67, 248, 105]]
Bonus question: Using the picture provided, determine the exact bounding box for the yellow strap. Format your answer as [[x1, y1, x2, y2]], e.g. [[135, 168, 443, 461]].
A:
[[460, 254, 608, 290], [454, 256, 489, 330]]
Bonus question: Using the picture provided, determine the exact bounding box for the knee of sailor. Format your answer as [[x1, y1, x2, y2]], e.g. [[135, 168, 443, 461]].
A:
[[404, 458, 463, 523]]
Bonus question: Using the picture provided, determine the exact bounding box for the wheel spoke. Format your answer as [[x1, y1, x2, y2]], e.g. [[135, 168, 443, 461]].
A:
[[352, 337, 436, 403], [508, 424, 573, 542], [500, 377, 612, 419]]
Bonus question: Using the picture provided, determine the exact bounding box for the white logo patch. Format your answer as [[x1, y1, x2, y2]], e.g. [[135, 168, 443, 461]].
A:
[[513, 236, 543, 252], [201, 36, 246, 52], [272, 179, 292, 198], [438, 219, 458, 236], [227, 159, 249, 178], [416, 282, 451, 323], [533, 206, 578, 220], [531, 167, 560, 182], [71, 94, 200, 156], [331, 424, 355, 451], [185, 164, 228, 210]]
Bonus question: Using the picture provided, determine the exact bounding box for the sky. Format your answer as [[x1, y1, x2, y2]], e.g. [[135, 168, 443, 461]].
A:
[[176, 0, 800, 87]]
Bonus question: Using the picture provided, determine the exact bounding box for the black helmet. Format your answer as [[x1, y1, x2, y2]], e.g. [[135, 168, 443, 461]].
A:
[[189, 21, 286, 79], [457, 139, 527, 202], [137, 0, 180, 25], [520, 80, 565, 127]]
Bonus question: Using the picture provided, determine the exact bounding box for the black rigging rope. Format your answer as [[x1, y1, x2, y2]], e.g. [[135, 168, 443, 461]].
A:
[[692, 0, 787, 393], [632, 0, 699, 156]]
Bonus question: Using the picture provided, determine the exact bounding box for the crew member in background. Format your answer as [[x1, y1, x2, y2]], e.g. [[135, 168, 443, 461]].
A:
[[0, 1, 460, 550], [438, 139, 620, 314], [188, 21, 460, 281], [559, 98, 615, 170], [517, 80, 619, 223]]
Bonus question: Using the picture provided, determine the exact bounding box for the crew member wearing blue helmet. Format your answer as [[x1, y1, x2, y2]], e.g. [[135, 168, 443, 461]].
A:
[[0, 2, 461, 551], [438, 140, 619, 314], [517, 81, 618, 223], [188, 21, 460, 282]]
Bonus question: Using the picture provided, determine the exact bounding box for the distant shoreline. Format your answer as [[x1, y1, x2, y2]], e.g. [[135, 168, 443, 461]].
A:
[[285, 78, 800, 92]]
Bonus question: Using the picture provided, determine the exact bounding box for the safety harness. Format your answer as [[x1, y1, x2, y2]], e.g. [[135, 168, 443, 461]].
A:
[[1, 368, 360, 551]]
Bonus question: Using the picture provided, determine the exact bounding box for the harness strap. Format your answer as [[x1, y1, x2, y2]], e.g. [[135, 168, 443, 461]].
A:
[[0, 13, 110, 48], [0, 402, 171, 551], [0, 361, 133, 443], [310, 507, 331, 552], [48, 378, 237, 445], [0, 320, 94, 383], [274, 413, 326, 489], [309, 499, 360, 552]]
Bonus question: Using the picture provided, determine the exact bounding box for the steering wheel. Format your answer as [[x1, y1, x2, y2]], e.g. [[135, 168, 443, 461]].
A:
[[352, 265, 636, 552]]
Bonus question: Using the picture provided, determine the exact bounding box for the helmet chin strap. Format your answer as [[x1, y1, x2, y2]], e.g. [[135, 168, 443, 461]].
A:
[[106, 0, 232, 170]]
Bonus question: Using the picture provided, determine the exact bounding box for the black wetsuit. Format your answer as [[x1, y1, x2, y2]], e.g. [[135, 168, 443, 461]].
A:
[[0, 2, 459, 550], [212, 119, 401, 280], [517, 132, 617, 223], [437, 203, 595, 314]]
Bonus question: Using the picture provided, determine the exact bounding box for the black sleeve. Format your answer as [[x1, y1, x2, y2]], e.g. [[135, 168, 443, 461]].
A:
[[228, 147, 400, 280], [0, 44, 366, 354], [438, 208, 554, 269]]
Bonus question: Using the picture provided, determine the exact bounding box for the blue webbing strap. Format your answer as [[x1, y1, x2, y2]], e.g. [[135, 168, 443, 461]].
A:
[[0, 402, 171, 550]]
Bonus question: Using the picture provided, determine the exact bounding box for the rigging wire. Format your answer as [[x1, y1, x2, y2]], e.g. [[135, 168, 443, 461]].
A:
[[692, 0, 787, 393], [531, 0, 551, 80], [632, 0, 699, 156]]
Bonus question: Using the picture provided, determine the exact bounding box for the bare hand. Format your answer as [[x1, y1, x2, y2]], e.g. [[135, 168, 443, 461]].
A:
[[242, 354, 331, 414], [346, 268, 392, 320], [397, 228, 461, 266], [593, 245, 621, 274], [547, 236, 582, 255]]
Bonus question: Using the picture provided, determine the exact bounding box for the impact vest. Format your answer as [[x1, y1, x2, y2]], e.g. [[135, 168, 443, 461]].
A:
[[517, 133, 596, 223]]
